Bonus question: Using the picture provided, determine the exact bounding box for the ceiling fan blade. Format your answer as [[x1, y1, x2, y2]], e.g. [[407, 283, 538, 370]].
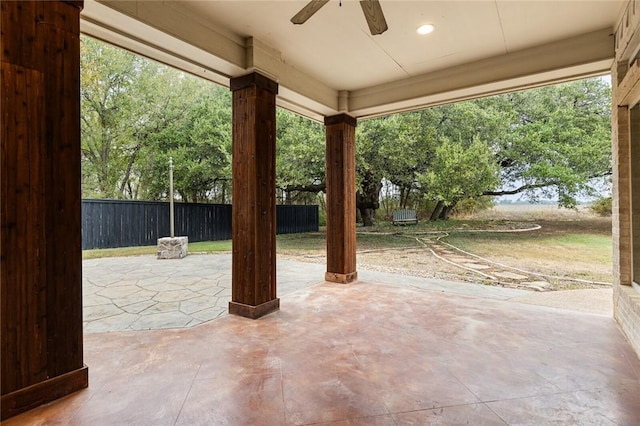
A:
[[360, 0, 388, 35], [291, 0, 330, 25]]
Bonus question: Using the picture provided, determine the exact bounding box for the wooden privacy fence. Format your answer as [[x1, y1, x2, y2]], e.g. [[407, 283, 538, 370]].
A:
[[82, 200, 319, 250]]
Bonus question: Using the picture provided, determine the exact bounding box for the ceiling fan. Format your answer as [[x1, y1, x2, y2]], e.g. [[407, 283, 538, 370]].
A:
[[291, 0, 388, 35]]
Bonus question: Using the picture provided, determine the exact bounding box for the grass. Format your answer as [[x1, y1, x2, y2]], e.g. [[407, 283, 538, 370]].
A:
[[354, 218, 528, 234], [276, 233, 325, 252], [275, 232, 421, 256], [189, 240, 232, 253], [442, 221, 612, 282], [82, 207, 613, 285], [84, 232, 421, 259], [83, 240, 232, 260], [276, 213, 614, 284], [444, 232, 611, 264]]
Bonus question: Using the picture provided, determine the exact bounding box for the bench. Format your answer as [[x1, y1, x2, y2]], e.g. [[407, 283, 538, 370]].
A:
[[392, 209, 418, 225]]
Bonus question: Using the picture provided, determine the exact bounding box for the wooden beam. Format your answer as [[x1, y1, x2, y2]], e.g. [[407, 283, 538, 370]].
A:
[[1, 0, 87, 419], [229, 72, 280, 319], [324, 114, 358, 283]]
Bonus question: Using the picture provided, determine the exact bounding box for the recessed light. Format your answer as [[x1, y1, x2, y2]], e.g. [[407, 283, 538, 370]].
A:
[[417, 24, 435, 35]]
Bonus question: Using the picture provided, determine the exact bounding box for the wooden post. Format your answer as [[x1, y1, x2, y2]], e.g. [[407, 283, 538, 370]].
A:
[[229, 72, 280, 319], [1, 0, 88, 419], [325, 114, 358, 283]]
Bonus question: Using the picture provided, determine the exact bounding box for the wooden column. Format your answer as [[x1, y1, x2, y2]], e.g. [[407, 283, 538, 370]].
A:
[[229, 72, 280, 319], [1, 0, 88, 420], [325, 114, 358, 283]]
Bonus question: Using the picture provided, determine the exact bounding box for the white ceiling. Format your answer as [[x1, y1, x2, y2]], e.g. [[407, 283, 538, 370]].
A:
[[81, 0, 626, 120]]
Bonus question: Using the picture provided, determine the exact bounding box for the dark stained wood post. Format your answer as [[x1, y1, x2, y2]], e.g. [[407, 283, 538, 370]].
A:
[[229, 72, 280, 319], [1, 0, 88, 420], [325, 114, 358, 283]]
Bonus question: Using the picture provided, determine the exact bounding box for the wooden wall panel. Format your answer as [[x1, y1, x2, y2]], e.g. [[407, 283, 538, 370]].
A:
[[1, 1, 87, 419], [324, 114, 358, 283], [1, 63, 48, 395], [229, 73, 280, 319]]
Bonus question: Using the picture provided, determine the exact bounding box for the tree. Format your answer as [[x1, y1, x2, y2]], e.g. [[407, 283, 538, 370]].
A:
[[418, 137, 499, 219], [275, 109, 326, 204], [357, 78, 611, 222], [136, 85, 232, 203], [356, 116, 397, 225], [81, 36, 611, 221], [81, 36, 233, 202], [373, 111, 437, 209], [487, 78, 611, 207], [81, 36, 139, 198], [356, 97, 511, 223]]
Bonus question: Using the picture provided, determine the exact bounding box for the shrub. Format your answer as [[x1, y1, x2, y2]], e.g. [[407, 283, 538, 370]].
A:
[[318, 207, 327, 226], [590, 197, 612, 217], [416, 199, 438, 220], [453, 196, 495, 217]]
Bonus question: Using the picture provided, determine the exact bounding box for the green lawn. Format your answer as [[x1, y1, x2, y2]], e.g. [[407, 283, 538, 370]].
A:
[[83, 232, 420, 259], [443, 231, 611, 267], [83, 219, 612, 285], [83, 240, 232, 260], [276, 232, 421, 255], [442, 226, 612, 282]]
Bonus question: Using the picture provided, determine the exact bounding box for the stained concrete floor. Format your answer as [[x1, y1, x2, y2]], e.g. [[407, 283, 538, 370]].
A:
[[6, 262, 640, 425]]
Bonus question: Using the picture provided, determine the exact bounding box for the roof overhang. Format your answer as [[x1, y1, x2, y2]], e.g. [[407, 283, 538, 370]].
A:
[[81, 0, 622, 121]]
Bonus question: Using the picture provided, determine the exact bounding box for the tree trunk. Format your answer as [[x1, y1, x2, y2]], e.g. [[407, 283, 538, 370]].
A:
[[439, 204, 454, 220], [440, 202, 458, 220], [356, 170, 381, 227], [400, 186, 411, 209], [430, 200, 444, 221], [119, 144, 141, 198], [359, 207, 374, 227]]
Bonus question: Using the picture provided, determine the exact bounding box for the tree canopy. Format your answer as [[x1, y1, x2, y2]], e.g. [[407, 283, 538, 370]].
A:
[[81, 36, 232, 202], [419, 137, 500, 219], [80, 36, 611, 224], [355, 78, 611, 221], [275, 110, 326, 204], [489, 79, 612, 206]]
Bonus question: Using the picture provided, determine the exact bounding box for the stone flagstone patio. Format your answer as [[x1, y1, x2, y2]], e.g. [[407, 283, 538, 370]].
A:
[[82, 253, 614, 334]]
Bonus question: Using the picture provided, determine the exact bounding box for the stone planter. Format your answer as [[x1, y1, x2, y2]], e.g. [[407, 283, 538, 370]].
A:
[[157, 236, 188, 259]]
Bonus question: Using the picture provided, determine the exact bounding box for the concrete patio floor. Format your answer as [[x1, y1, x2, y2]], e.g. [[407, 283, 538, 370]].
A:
[[82, 254, 326, 332], [5, 273, 640, 425], [82, 253, 614, 333]]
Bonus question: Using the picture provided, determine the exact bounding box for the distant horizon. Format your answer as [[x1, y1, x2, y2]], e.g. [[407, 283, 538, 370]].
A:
[[496, 198, 604, 206]]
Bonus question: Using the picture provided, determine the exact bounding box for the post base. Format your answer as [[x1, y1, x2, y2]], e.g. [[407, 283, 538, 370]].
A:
[[1, 365, 88, 420], [229, 298, 280, 319], [325, 271, 358, 283]]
